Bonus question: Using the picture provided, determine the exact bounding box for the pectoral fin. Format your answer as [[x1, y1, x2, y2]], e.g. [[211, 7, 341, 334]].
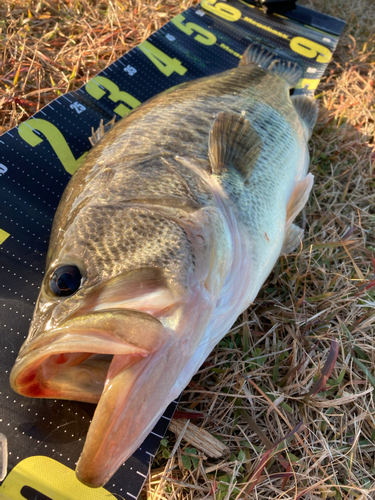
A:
[[208, 111, 262, 181], [281, 223, 304, 255], [281, 174, 314, 255], [286, 173, 314, 229]]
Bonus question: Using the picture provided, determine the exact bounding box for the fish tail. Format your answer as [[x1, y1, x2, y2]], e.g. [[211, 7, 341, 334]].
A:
[[239, 43, 302, 88]]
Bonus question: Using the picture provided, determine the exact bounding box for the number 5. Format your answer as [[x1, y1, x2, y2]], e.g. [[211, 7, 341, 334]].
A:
[[171, 14, 217, 45]]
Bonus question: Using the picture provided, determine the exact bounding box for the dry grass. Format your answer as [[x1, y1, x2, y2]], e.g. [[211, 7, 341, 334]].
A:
[[1, 0, 375, 499]]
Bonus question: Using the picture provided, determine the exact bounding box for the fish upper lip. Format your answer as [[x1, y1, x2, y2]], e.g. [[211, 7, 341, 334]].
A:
[[17, 329, 150, 360], [18, 307, 164, 356]]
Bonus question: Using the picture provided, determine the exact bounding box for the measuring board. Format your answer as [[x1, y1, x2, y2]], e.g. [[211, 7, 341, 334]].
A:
[[0, 1, 345, 499]]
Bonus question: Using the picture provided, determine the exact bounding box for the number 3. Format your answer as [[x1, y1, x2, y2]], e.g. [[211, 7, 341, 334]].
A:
[[85, 76, 141, 117]]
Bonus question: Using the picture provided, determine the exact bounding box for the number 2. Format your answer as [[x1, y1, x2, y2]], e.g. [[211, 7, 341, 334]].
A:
[[18, 119, 88, 175]]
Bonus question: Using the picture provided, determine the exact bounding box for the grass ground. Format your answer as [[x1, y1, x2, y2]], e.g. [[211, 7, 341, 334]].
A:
[[1, 1, 374, 499]]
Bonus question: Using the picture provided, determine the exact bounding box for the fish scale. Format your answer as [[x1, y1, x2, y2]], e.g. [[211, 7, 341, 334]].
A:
[[75, 206, 195, 280], [10, 44, 318, 488]]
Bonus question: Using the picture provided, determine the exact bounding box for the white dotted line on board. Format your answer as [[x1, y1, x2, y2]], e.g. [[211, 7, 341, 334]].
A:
[[1, 139, 68, 184], [1, 235, 47, 250], [7, 178, 58, 205], [1, 264, 44, 290], [0, 243, 45, 270], [1, 277, 38, 300], [57, 96, 109, 137], [2, 196, 54, 223]]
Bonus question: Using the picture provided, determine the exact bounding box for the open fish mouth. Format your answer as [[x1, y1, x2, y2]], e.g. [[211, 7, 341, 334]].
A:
[[10, 308, 168, 487], [11, 350, 148, 403], [10, 308, 165, 402]]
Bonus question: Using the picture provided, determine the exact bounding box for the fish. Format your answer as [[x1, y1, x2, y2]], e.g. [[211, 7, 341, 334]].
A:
[[10, 44, 318, 488]]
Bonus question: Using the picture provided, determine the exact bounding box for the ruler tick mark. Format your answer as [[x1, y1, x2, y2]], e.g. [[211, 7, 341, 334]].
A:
[[23, 123, 35, 131], [151, 431, 163, 439], [136, 470, 147, 478]]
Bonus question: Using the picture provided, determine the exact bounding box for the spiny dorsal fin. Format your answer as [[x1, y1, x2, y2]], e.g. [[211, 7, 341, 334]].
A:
[[240, 43, 302, 88], [286, 173, 314, 229], [89, 116, 116, 146], [291, 95, 318, 139], [208, 111, 262, 181], [281, 223, 304, 255]]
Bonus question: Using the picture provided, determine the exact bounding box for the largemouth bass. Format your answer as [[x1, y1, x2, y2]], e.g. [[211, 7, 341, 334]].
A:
[[10, 45, 317, 487]]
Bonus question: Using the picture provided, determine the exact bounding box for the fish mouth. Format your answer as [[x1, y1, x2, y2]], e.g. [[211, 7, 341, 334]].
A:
[[10, 309, 165, 403], [10, 295, 212, 487], [10, 308, 167, 487], [10, 309, 164, 403], [11, 308, 167, 487]]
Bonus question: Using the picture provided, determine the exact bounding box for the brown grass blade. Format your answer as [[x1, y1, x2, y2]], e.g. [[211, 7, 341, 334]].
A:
[[303, 339, 339, 398], [235, 421, 304, 497]]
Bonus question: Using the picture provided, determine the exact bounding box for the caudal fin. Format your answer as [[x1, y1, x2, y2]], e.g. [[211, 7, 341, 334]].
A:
[[239, 43, 302, 88]]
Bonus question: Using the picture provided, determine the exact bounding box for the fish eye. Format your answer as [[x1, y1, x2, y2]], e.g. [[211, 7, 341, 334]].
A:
[[49, 265, 82, 297]]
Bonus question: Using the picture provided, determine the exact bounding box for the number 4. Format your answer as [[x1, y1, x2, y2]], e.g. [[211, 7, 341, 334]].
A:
[[138, 41, 187, 77]]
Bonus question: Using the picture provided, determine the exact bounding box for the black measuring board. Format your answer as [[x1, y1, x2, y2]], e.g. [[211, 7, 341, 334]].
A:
[[0, 1, 345, 499]]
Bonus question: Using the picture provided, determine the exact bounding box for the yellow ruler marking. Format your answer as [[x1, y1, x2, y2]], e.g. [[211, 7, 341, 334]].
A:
[[0, 229, 10, 244]]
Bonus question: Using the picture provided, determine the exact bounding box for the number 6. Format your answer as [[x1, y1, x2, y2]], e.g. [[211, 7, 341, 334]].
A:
[[290, 37, 332, 63]]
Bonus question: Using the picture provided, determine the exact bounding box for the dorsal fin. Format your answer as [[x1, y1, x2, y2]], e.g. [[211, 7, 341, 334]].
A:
[[291, 96, 318, 139], [208, 111, 262, 181], [240, 43, 302, 88], [89, 116, 116, 146]]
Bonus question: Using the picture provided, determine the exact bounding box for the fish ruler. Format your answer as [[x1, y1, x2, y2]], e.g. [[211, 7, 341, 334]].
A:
[[0, 1, 344, 499]]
